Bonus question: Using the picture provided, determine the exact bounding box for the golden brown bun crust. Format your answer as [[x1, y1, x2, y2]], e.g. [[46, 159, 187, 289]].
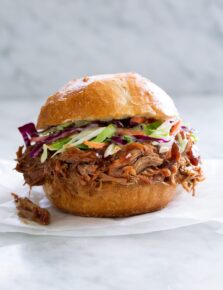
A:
[[37, 73, 178, 129], [44, 180, 177, 217]]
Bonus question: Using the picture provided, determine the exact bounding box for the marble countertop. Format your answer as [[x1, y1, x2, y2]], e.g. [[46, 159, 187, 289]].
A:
[[0, 97, 223, 290], [1, 222, 223, 290]]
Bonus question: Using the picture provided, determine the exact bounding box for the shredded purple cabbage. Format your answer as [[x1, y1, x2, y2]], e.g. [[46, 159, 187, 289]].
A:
[[29, 127, 81, 157], [18, 123, 38, 147], [30, 142, 45, 158], [83, 118, 135, 128], [119, 118, 132, 128], [111, 120, 124, 128], [129, 121, 138, 127], [111, 136, 129, 145], [90, 120, 108, 127], [45, 127, 80, 143], [96, 118, 132, 128], [133, 135, 169, 143], [181, 125, 194, 132]]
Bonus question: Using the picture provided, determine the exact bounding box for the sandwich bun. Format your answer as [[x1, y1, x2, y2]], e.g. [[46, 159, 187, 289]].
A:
[[37, 73, 178, 129], [44, 180, 177, 217]]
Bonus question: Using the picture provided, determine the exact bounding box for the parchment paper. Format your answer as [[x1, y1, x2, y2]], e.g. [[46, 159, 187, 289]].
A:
[[0, 159, 222, 237]]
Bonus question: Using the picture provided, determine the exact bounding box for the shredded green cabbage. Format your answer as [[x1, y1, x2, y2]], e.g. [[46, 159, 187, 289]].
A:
[[177, 133, 188, 153], [123, 135, 134, 143], [40, 144, 49, 163], [67, 127, 106, 147], [190, 132, 198, 143], [143, 120, 172, 140], [40, 137, 72, 162], [91, 124, 116, 143], [48, 137, 72, 150], [104, 143, 121, 158], [40, 121, 73, 136], [143, 121, 163, 135]]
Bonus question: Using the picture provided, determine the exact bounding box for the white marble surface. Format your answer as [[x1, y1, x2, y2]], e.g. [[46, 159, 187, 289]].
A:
[[0, 223, 223, 290], [0, 97, 223, 289], [1, 0, 223, 100]]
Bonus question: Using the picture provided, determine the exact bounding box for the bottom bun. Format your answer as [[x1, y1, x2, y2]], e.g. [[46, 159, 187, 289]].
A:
[[43, 180, 177, 217]]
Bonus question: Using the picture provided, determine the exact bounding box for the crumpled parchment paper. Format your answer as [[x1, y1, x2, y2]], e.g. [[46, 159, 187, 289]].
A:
[[0, 159, 221, 237]]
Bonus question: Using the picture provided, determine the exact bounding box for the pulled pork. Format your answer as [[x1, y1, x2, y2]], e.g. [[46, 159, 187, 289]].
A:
[[12, 193, 50, 225], [16, 141, 204, 194]]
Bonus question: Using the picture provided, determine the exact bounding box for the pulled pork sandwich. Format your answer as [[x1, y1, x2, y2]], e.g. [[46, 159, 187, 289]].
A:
[[16, 73, 204, 217]]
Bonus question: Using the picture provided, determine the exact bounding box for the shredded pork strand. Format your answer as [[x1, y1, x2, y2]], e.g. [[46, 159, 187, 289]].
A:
[[12, 193, 50, 225]]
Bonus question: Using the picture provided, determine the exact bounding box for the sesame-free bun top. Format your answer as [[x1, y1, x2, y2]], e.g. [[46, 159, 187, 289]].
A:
[[37, 73, 178, 129]]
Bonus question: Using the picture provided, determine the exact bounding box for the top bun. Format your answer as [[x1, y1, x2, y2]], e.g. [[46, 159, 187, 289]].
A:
[[37, 73, 178, 129]]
